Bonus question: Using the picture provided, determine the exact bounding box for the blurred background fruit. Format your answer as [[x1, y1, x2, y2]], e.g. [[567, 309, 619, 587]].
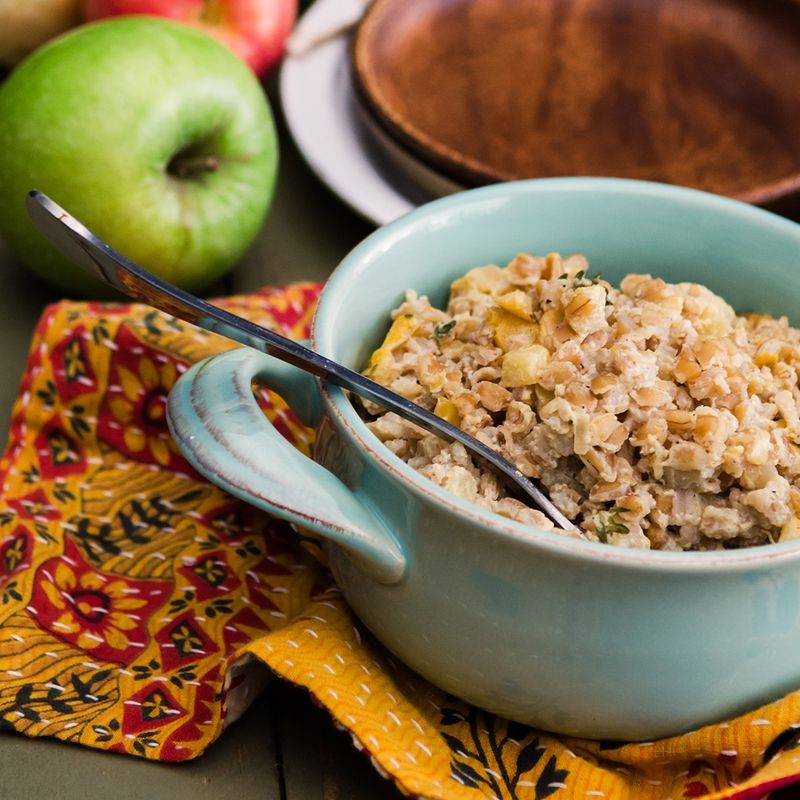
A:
[[0, 0, 82, 67], [83, 0, 298, 75]]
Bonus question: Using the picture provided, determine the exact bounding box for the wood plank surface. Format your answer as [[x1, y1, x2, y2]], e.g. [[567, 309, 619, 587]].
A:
[[274, 683, 403, 800], [0, 685, 286, 800]]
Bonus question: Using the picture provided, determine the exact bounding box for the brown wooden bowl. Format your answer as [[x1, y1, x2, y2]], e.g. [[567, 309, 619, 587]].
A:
[[352, 0, 800, 209]]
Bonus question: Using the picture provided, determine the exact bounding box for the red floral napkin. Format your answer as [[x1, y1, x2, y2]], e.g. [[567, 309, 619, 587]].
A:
[[2, 284, 800, 800]]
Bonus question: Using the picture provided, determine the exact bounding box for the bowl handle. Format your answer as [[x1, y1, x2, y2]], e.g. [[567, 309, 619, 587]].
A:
[[167, 347, 407, 584]]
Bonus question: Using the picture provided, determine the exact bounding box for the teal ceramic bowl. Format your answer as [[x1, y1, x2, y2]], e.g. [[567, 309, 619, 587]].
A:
[[167, 178, 800, 740]]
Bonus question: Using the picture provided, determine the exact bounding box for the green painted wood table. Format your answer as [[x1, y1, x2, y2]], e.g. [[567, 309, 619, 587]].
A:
[[0, 66, 405, 800]]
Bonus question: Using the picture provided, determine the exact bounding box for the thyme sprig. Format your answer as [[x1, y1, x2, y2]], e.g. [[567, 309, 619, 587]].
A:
[[593, 506, 629, 543], [433, 320, 456, 339]]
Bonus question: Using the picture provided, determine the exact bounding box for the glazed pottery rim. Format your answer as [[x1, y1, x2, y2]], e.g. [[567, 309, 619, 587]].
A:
[[314, 177, 800, 571]]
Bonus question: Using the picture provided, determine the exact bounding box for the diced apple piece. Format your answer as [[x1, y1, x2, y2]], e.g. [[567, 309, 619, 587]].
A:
[[495, 289, 533, 321], [501, 345, 550, 387]]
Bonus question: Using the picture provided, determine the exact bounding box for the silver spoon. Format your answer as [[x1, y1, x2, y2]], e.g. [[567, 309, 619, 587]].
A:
[[26, 190, 576, 532]]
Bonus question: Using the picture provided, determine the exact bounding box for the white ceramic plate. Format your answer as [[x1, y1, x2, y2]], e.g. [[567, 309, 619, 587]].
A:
[[280, 0, 431, 226]]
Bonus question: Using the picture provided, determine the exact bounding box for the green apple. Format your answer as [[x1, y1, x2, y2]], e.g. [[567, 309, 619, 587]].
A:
[[0, 16, 278, 295]]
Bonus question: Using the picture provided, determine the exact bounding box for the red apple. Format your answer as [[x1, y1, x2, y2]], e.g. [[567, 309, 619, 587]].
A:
[[83, 0, 297, 75]]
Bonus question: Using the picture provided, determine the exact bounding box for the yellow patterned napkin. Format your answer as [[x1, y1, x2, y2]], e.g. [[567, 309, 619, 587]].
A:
[[2, 285, 800, 800]]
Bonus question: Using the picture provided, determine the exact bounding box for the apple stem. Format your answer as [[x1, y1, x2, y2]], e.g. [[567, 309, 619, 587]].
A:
[[168, 155, 221, 180]]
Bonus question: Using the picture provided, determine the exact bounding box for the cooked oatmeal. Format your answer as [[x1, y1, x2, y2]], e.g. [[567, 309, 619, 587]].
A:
[[361, 252, 800, 550]]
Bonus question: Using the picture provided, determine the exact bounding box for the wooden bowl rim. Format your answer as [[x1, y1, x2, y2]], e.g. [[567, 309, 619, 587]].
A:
[[352, 0, 800, 201]]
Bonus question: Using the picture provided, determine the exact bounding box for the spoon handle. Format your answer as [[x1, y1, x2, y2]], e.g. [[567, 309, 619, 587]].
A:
[[26, 190, 576, 532]]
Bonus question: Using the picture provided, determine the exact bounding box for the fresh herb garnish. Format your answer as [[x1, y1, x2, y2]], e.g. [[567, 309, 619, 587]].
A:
[[594, 507, 629, 543], [568, 270, 608, 289], [433, 320, 456, 339]]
